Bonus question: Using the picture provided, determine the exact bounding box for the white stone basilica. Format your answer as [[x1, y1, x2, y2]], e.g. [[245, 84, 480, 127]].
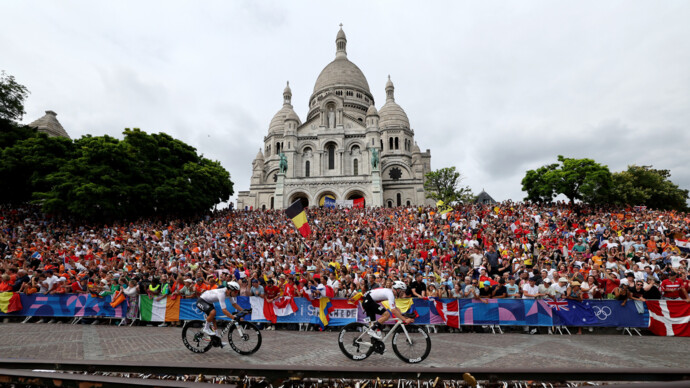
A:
[[237, 26, 432, 210]]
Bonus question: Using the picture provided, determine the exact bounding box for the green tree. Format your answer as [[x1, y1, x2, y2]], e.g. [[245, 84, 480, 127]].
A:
[[0, 71, 30, 122], [424, 166, 474, 205], [610, 165, 688, 211], [0, 131, 74, 204], [521, 163, 559, 203], [36, 129, 233, 220], [522, 156, 611, 204]]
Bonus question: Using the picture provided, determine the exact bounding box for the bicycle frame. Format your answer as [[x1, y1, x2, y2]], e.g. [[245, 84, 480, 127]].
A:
[[355, 318, 413, 349]]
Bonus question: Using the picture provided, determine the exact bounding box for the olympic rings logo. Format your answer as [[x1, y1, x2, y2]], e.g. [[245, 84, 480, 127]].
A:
[[593, 306, 611, 320]]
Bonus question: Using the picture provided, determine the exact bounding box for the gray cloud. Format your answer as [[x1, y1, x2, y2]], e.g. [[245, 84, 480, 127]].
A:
[[3, 1, 688, 205]]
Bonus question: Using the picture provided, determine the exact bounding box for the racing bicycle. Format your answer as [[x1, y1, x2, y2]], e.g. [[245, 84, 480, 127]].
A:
[[182, 309, 262, 355], [338, 313, 431, 363]]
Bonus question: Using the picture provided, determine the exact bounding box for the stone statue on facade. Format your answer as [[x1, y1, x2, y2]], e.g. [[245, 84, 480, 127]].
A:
[[279, 152, 288, 173], [328, 109, 335, 128], [371, 148, 379, 170]]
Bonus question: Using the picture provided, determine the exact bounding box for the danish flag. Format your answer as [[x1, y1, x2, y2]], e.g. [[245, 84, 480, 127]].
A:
[[647, 300, 690, 337], [545, 298, 569, 311], [434, 299, 459, 328]]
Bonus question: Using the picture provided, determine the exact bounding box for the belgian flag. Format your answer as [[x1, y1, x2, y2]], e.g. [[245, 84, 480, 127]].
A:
[[286, 200, 311, 238]]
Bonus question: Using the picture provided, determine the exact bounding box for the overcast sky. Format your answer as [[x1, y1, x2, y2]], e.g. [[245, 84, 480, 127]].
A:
[[3, 1, 689, 205]]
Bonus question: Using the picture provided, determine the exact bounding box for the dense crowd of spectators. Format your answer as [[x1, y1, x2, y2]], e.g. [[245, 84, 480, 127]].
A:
[[1, 202, 689, 328]]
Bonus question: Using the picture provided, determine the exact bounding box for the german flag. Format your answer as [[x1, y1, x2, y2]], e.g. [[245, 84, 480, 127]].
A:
[[285, 200, 311, 238]]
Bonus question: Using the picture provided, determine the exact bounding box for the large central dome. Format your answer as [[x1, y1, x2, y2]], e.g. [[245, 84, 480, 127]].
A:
[[312, 26, 371, 95], [313, 57, 370, 94]]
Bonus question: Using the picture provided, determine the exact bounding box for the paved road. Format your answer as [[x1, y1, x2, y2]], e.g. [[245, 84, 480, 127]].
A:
[[1, 323, 688, 369]]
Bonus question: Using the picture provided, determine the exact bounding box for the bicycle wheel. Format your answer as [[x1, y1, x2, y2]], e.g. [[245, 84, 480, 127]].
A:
[[227, 321, 262, 355], [391, 325, 431, 363], [182, 321, 213, 353], [338, 322, 375, 361]]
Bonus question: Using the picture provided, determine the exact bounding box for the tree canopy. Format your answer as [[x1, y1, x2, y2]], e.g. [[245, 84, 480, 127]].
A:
[[0, 71, 30, 122], [424, 166, 474, 205], [610, 165, 689, 211], [522, 156, 611, 204], [523, 157, 688, 211], [0, 127, 233, 220]]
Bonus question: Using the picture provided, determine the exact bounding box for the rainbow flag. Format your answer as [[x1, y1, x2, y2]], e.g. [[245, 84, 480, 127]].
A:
[[0, 292, 22, 313], [285, 200, 311, 238]]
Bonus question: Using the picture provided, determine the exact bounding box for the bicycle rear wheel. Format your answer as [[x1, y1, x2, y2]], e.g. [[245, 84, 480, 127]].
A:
[[338, 322, 375, 361], [228, 321, 262, 355], [391, 325, 431, 363], [182, 321, 213, 353]]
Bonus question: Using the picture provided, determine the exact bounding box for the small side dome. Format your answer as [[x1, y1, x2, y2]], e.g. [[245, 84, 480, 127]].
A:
[[285, 109, 300, 122], [379, 76, 410, 129], [379, 100, 409, 129], [412, 141, 420, 153], [269, 106, 294, 133], [255, 148, 264, 160], [366, 104, 378, 117]]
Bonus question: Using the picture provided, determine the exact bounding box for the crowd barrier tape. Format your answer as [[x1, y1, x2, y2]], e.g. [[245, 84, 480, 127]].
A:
[[0, 294, 650, 328]]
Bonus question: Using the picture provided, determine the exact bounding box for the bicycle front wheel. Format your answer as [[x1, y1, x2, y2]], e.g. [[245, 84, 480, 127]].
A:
[[338, 322, 374, 361], [228, 321, 262, 355], [182, 321, 213, 353], [391, 325, 431, 363]]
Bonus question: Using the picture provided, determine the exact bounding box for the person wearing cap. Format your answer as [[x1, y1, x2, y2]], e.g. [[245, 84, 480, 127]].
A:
[[506, 276, 520, 299], [250, 279, 264, 297], [551, 277, 568, 299], [539, 278, 556, 298], [566, 280, 584, 334]]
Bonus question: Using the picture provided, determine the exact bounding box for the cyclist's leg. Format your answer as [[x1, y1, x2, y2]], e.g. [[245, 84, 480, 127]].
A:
[[206, 309, 217, 331], [376, 309, 390, 326]]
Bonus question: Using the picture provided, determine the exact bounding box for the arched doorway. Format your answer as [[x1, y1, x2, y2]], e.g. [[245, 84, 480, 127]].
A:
[[318, 192, 337, 207], [289, 193, 310, 208], [346, 191, 366, 207]]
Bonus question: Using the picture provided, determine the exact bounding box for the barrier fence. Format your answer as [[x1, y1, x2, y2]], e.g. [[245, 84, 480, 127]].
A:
[[0, 293, 652, 329]]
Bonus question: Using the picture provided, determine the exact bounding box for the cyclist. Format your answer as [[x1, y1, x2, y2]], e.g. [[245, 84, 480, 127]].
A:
[[196, 281, 243, 337], [360, 280, 414, 339]]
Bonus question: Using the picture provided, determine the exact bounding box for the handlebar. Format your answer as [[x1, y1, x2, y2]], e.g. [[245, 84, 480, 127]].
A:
[[234, 308, 252, 320]]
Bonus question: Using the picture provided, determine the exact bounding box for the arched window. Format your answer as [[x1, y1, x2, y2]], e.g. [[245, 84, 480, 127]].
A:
[[305, 161, 310, 177], [396, 193, 402, 207], [327, 144, 335, 170], [276, 143, 281, 154], [389, 138, 393, 150], [262, 204, 266, 210], [387, 201, 393, 208], [406, 200, 411, 206], [353, 159, 358, 176], [395, 137, 399, 150], [380, 139, 384, 150], [270, 197, 274, 210]]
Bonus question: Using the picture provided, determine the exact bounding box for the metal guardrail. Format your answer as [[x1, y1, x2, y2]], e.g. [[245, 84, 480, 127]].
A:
[[0, 359, 688, 387]]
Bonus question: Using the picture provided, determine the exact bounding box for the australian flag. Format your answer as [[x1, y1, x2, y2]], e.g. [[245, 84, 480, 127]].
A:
[[549, 299, 598, 326]]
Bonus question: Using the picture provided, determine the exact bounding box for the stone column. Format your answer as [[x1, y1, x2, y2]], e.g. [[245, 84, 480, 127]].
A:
[[371, 166, 383, 207], [274, 173, 286, 210]]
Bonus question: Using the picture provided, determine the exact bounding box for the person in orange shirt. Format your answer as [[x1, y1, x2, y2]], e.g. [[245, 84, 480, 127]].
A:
[[0, 275, 13, 292]]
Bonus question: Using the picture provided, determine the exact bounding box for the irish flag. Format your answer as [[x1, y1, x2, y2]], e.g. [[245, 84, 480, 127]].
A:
[[0, 292, 22, 313], [139, 296, 180, 322], [250, 296, 298, 323]]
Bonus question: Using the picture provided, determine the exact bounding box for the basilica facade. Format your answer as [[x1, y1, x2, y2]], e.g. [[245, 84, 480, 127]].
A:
[[237, 27, 432, 210]]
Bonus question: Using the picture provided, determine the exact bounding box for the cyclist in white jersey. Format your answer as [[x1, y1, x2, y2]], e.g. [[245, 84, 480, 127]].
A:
[[359, 281, 414, 339], [196, 281, 242, 336]]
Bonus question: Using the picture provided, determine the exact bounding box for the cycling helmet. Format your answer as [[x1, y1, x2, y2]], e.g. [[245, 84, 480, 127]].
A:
[[392, 280, 407, 290], [227, 281, 240, 291]]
